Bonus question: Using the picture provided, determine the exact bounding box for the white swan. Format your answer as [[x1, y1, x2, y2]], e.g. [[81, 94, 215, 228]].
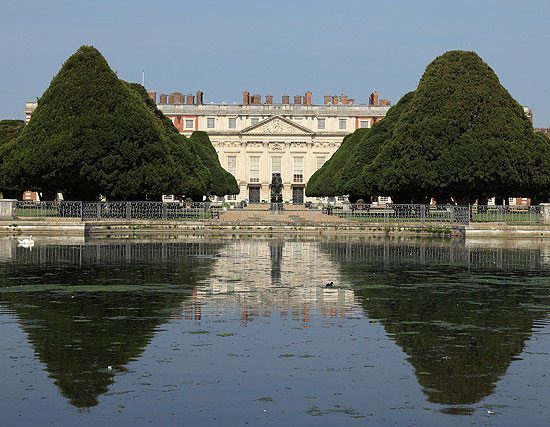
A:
[[18, 235, 34, 247]]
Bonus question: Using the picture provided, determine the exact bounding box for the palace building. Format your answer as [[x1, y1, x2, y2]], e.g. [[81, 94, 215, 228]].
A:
[[156, 90, 392, 204]]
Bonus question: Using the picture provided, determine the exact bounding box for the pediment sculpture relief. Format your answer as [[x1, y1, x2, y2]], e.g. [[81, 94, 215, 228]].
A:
[[243, 116, 313, 135]]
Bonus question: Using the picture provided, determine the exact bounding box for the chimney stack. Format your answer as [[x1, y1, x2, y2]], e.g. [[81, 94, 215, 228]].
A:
[[265, 95, 273, 105], [252, 94, 261, 105], [340, 95, 348, 105], [147, 91, 157, 103], [332, 95, 339, 105], [324, 95, 331, 105], [159, 94, 167, 104], [243, 91, 250, 105], [294, 95, 302, 105], [304, 91, 312, 106], [196, 90, 204, 105], [379, 99, 391, 107], [369, 91, 379, 106], [186, 94, 195, 105], [282, 95, 290, 104], [169, 92, 184, 105]]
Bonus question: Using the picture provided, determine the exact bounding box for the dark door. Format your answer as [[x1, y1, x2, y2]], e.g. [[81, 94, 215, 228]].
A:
[[292, 187, 304, 204], [249, 186, 261, 203]]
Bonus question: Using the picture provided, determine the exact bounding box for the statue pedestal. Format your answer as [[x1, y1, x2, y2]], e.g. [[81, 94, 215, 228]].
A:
[[269, 201, 283, 212]]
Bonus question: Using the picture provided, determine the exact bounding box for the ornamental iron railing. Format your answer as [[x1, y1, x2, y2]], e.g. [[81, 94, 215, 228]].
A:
[[336, 204, 543, 225], [335, 204, 471, 224], [15, 201, 220, 221]]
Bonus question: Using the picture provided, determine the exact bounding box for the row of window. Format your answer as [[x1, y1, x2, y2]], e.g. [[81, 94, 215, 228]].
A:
[[203, 117, 370, 130], [227, 156, 326, 183], [178, 117, 371, 130]]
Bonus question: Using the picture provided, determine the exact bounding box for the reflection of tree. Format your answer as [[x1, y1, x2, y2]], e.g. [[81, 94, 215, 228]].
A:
[[0, 242, 221, 408], [322, 239, 550, 405]]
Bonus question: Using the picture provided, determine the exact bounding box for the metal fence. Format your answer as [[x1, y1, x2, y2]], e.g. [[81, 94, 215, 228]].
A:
[[335, 204, 544, 225], [12, 201, 545, 225], [469, 205, 543, 224], [15, 201, 221, 220], [335, 204, 472, 224]]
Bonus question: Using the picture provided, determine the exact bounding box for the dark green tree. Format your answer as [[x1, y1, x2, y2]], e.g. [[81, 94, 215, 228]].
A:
[[0, 120, 25, 197], [0, 46, 237, 200], [307, 51, 550, 203], [374, 51, 548, 203]]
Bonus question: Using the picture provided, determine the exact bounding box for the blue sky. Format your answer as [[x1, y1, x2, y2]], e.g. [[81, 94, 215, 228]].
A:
[[1, 0, 549, 126]]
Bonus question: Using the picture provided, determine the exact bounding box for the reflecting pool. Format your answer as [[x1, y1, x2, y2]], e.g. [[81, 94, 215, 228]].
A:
[[0, 235, 549, 426]]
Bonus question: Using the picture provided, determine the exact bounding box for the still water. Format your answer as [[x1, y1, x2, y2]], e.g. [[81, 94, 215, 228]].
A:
[[0, 235, 549, 426]]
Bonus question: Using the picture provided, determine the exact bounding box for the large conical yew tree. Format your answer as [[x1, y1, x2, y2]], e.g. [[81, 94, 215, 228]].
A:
[[0, 46, 238, 200], [373, 50, 549, 203], [307, 51, 550, 204]]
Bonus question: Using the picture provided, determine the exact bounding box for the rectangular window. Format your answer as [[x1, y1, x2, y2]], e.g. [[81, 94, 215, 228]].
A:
[[229, 118, 237, 129], [207, 118, 215, 128], [249, 156, 260, 183], [227, 156, 236, 176], [317, 118, 325, 129], [251, 117, 259, 126], [293, 156, 303, 183], [360, 120, 369, 128], [227, 194, 236, 200], [185, 119, 194, 129], [271, 156, 282, 174], [316, 156, 326, 170], [339, 118, 347, 130]]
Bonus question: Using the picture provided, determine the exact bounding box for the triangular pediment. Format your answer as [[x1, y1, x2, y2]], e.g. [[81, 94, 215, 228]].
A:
[[240, 115, 314, 135]]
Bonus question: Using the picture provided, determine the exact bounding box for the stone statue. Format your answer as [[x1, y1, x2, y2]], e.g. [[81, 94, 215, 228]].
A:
[[270, 172, 283, 209]]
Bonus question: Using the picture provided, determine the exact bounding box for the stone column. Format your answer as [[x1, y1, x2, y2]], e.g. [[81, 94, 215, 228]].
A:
[[540, 203, 550, 224], [0, 199, 16, 220]]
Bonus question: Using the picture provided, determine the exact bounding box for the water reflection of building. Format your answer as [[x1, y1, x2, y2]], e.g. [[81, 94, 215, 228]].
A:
[[183, 239, 362, 325]]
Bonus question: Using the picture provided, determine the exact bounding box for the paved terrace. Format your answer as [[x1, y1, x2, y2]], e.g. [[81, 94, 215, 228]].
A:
[[218, 204, 351, 226]]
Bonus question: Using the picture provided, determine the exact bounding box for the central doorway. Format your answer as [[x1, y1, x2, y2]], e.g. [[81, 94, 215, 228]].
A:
[[248, 186, 261, 204], [292, 186, 304, 204]]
